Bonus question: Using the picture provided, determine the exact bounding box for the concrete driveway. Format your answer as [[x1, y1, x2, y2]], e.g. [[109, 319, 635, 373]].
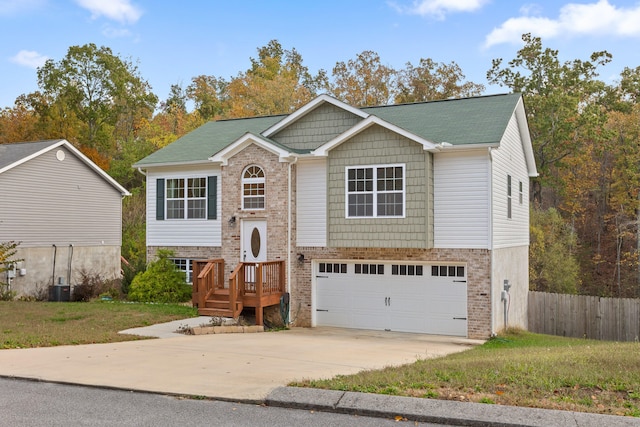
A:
[[0, 325, 481, 402]]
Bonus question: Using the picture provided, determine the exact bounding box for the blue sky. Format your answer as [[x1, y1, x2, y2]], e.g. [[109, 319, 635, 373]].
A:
[[1, 0, 639, 109]]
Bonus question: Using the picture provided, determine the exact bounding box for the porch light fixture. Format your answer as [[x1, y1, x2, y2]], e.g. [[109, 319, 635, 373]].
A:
[[228, 216, 236, 226], [297, 253, 305, 263]]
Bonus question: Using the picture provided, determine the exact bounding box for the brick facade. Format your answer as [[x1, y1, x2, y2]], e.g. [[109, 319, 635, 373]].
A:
[[152, 142, 494, 339]]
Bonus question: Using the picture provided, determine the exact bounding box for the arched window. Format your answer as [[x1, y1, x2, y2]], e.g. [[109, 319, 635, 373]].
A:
[[242, 165, 265, 210]]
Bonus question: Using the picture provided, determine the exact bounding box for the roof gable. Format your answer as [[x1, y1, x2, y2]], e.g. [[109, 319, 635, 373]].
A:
[[208, 133, 295, 166], [313, 115, 439, 156], [262, 94, 368, 138], [0, 139, 130, 195]]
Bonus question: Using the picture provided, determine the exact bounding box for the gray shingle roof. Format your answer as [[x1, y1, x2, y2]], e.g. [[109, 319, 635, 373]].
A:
[[133, 115, 284, 167], [363, 93, 521, 145], [0, 139, 64, 171], [134, 93, 522, 167]]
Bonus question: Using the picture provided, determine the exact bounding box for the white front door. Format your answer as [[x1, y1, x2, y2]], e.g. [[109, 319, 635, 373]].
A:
[[241, 220, 267, 263]]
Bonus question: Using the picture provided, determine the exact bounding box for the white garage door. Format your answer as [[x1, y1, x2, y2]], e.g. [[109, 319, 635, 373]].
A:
[[315, 262, 467, 336]]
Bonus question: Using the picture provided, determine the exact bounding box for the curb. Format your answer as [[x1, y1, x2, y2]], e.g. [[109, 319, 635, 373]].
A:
[[265, 387, 640, 427]]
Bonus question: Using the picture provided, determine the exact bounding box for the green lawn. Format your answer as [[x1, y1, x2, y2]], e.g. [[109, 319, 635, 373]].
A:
[[0, 300, 197, 348], [292, 328, 640, 417]]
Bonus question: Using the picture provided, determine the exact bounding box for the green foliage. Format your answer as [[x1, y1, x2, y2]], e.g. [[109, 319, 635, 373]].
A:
[[487, 33, 612, 206], [529, 208, 579, 293], [128, 250, 191, 303], [0, 240, 20, 273], [121, 256, 146, 296], [33, 43, 158, 153]]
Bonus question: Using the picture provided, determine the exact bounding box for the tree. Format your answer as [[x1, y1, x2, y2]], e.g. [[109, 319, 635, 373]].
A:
[[33, 44, 157, 155], [0, 104, 40, 143], [223, 40, 328, 118], [186, 75, 228, 120], [487, 33, 611, 207], [395, 58, 484, 103], [330, 50, 395, 106], [529, 209, 579, 294]]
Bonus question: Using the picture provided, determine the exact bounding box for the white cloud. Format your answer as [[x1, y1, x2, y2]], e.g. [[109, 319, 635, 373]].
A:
[[484, 0, 640, 48], [10, 50, 48, 69], [75, 0, 142, 24], [390, 0, 489, 20]]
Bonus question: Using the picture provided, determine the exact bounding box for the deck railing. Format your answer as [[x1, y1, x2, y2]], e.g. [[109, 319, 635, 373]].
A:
[[241, 260, 286, 296], [192, 259, 224, 309]]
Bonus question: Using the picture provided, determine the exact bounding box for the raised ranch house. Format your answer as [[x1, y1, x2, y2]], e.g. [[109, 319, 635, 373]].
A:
[[0, 139, 130, 298], [134, 93, 537, 339]]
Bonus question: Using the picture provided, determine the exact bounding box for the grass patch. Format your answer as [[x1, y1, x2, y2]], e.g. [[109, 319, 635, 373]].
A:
[[0, 301, 197, 349], [292, 328, 640, 417]]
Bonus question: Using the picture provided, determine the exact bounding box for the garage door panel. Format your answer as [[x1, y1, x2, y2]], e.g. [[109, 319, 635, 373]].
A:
[[315, 262, 467, 336]]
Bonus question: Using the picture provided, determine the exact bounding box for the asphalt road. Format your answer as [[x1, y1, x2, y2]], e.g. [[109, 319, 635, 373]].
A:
[[0, 378, 449, 427]]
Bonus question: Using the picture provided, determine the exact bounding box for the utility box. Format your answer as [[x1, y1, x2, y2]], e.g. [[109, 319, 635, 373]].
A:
[[49, 278, 70, 302]]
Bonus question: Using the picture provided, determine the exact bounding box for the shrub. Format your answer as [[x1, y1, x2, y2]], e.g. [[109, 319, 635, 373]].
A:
[[72, 270, 120, 302], [128, 250, 191, 303], [121, 256, 145, 296]]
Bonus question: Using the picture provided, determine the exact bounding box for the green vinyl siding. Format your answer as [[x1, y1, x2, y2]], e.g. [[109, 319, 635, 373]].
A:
[[327, 124, 432, 248], [271, 103, 363, 151]]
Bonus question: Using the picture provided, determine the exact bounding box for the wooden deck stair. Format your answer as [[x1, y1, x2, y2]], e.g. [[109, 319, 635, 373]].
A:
[[192, 259, 285, 325]]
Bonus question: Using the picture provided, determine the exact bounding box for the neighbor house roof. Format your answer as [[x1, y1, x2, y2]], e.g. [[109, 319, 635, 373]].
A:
[[0, 139, 130, 196], [134, 93, 528, 169]]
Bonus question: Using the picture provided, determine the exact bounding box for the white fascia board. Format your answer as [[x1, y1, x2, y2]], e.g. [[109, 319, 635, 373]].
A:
[[208, 133, 294, 166], [312, 115, 438, 156], [515, 98, 539, 178], [262, 94, 369, 137]]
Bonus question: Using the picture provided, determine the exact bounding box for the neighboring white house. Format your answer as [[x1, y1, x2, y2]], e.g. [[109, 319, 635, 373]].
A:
[[134, 93, 537, 339], [0, 139, 130, 297]]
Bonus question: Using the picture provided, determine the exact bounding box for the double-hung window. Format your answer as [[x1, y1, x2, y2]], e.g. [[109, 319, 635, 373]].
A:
[[166, 178, 207, 219], [346, 164, 404, 218]]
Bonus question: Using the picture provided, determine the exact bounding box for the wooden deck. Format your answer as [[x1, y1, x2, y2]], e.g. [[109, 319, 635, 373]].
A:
[[192, 259, 285, 325]]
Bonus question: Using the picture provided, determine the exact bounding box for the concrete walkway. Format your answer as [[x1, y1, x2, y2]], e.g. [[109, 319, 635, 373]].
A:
[[1, 319, 638, 426]]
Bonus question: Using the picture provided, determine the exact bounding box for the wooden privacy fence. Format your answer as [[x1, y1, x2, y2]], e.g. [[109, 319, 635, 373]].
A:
[[528, 291, 640, 342]]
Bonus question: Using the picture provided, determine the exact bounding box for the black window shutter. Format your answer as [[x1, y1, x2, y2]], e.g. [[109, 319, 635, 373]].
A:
[[207, 176, 217, 219], [156, 178, 165, 220]]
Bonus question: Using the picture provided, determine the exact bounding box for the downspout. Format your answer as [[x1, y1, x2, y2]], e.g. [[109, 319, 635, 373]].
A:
[[287, 156, 298, 300], [488, 147, 496, 336], [51, 244, 57, 287], [67, 244, 73, 288]]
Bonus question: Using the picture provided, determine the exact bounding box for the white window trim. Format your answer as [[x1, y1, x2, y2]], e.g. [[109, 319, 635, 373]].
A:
[[344, 163, 406, 219], [242, 165, 266, 211], [166, 177, 207, 220]]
